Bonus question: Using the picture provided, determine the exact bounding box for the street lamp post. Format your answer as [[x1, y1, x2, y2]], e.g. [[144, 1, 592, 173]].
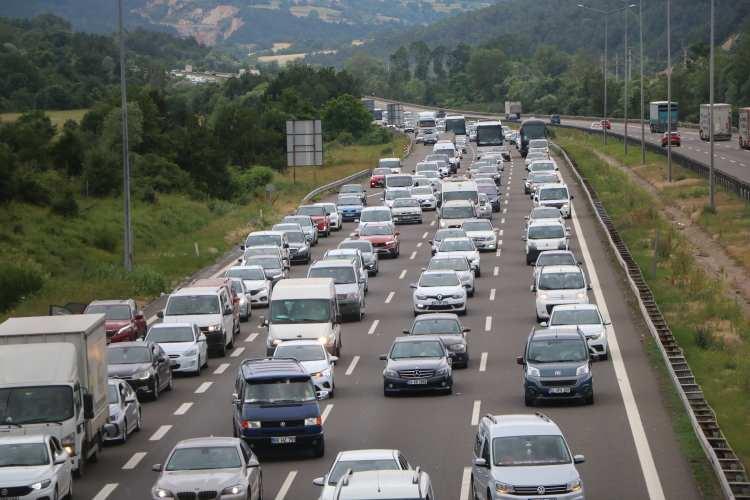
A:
[[667, 0, 673, 182], [640, 0, 645, 164], [709, 0, 715, 209], [623, 4, 629, 155], [118, 0, 133, 271]]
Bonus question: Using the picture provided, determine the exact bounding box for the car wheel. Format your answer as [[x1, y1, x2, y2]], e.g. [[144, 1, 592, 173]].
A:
[[120, 419, 128, 444], [474, 268, 481, 278], [53, 486, 59, 500], [314, 438, 325, 458], [468, 288, 474, 298], [217, 336, 227, 356], [135, 410, 143, 432], [151, 377, 160, 401], [459, 305, 467, 316], [444, 384, 453, 395], [585, 392, 595, 405], [524, 393, 535, 407], [383, 386, 392, 397]]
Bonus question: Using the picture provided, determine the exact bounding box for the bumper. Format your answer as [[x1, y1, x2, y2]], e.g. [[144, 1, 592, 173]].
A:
[[249, 290, 269, 306], [241, 430, 324, 450], [472, 238, 497, 251], [525, 376, 593, 403], [289, 251, 310, 263], [372, 244, 397, 255], [393, 213, 422, 224], [587, 336, 609, 357], [169, 354, 200, 373], [370, 179, 385, 188], [205, 331, 227, 350], [414, 299, 466, 314], [341, 212, 362, 221], [447, 350, 469, 366], [417, 200, 436, 210], [495, 491, 584, 500], [535, 299, 587, 320], [121, 376, 154, 394], [384, 375, 452, 392], [338, 300, 362, 316]]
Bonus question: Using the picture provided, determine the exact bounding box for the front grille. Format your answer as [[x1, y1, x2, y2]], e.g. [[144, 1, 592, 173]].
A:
[[0, 486, 33, 497], [261, 419, 304, 428], [373, 242, 385, 247], [398, 369, 436, 379], [511, 484, 568, 495], [540, 379, 577, 387], [336, 293, 348, 300], [168, 354, 180, 359], [176, 492, 218, 500]]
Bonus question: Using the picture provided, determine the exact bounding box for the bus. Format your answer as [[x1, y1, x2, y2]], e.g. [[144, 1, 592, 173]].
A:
[[475, 121, 504, 148], [417, 111, 437, 130], [519, 118, 547, 156], [445, 115, 467, 136]]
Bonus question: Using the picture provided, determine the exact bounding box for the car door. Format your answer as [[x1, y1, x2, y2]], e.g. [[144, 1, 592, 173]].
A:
[[154, 344, 170, 390], [472, 431, 491, 495], [239, 441, 262, 498], [49, 437, 71, 494], [122, 383, 138, 432]]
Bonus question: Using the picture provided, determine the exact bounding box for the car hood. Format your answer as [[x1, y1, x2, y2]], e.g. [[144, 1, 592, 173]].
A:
[[334, 283, 359, 295], [412, 194, 436, 201], [157, 469, 242, 493], [491, 463, 579, 487], [438, 250, 478, 261], [243, 279, 268, 290], [553, 324, 604, 338], [158, 341, 197, 356], [339, 204, 362, 211], [105, 319, 131, 332], [465, 230, 495, 239], [269, 323, 331, 341], [262, 268, 283, 278], [361, 235, 394, 244], [0, 465, 52, 485], [299, 359, 330, 374], [289, 242, 308, 250], [108, 362, 151, 378], [528, 238, 565, 250], [440, 218, 473, 228], [392, 207, 421, 214], [387, 357, 447, 370], [415, 285, 464, 296]]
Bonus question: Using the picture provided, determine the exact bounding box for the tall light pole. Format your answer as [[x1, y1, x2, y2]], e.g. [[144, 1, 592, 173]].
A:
[[640, 0, 645, 164], [666, 0, 673, 182], [709, 0, 715, 209], [118, 0, 133, 271], [622, 4, 637, 156]]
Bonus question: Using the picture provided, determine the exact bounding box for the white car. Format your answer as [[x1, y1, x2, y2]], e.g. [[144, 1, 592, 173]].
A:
[[435, 237, 481, 276], [384, 188, 412, 209], [431, 228, 467, 255], [535, 183, 573, 219], [426, 255, 475, 296], [544, 303, 610, 360], [461, 219, 497, 251], [225, 265, 271, 307], [524, 219, 568, 265], [410, 185, 437, 210], [411, 270, 467, 316], [105, 378, 143, 443], [0, 434, 73, 500], [315, 202, 342, 231], [532, 249, 579, 284], [313, 449, 411, 500], [273, 340, 338, 397], [532, 265, 591, 321], [524, 151, 549, 167], [146, 322, 208, 375], [391, 198, 423, 224], [439, 200, 477, 229], [229, 278, 252, 321]]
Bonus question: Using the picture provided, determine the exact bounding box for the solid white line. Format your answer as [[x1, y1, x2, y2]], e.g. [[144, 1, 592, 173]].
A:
[[174, 402, 193, 415], [146, 315, 158, 326], [422, 231, 429, 239], [321, 403, 334, 424], [479, 352, 488, 372], [230, 347, 245, 357], [214, 363, 230, 375], [493, 266, 499, 276], [489, 288, 496, 301], [385, 292, 395, 303], [459, 467, 472, 500], [484, 316, 492, 332], [409, 251, 417, 260], [195, 381, 213, 394], [367, 192, 382, 198], [470, 400, 482, 426], [122, 452, 147, 470], [92, 484, 118, 500], [149, 425, 172, 441], [346, 355, 360, 375], [570, 205, 666, 499], [274, 471, 298, 500], [368, 319, 380, 335], [398, 269, 407, 280], [245, 333, 259, 342]]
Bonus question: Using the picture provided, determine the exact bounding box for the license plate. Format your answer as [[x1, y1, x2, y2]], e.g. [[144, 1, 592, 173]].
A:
[[549, 387, 571, 394], [407, 379, 428, 385], [271, 436, 296, 444]]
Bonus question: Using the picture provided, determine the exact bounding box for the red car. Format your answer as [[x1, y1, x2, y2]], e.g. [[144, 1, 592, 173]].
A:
[[84, 299, 146, 343], [661, 131, 681, 147], [369, 167, 391, 188], [601, 120, 612, 130], [297, 205, 330, 236], [357, 222, 400, 258]]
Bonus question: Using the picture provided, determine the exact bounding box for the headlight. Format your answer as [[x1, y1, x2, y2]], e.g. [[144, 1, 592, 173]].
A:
[[448, 343, 466, 352], [385, 240, 396, 245], [312, 368, 331, 378], [495, 482, 514, 494], [576, 291, 587, 300], [207, 324, 222, 332], [577, 364, 590, 376], [588, 332, 603, 340], [184, 347, 198, 357], [136, 370, 152, 380], [153, 488, 175, 499], [30, 479, 51, 490], [272, 338, 283, 346], [527, 365, 541, 377], [436, 366, 450, 376], [221, 484, 246, 495], [384, 368, 398, 378], [305, 416, 322, 426], [538, 292, 548, 300], [567, 479, 583, 492], [62, 433, 75, 457], [241, 420, 261, 429], [345, 292, 358, 300], [415, 294, 428, 300]]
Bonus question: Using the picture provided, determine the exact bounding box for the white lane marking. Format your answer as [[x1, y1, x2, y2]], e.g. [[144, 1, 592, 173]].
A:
[[147, 315, 158, 326], [346, 355, 360, 375], [214, 363, 230, 375], [92, 484, 118, 500], [399, 269, 407, 280], [493, 266, 499, 276], [274, 471, 298, 500], [245, 333, 258, 342], [570, 204, 666, 499], [730, 159, 737, 163], [741, 163, 747, 167], [416, 242, 423, 248], [195, 381, 213, 394], [504, 199, 509, 205], [174, 402, 193, 415], [502, 208, 507, 214], [367, 192, 382, 198], [430, 220, 436, 226], [149, 425, 172, 441], [409, 251, 417, 260], [500, 217, 505, 224], [321, 403, 334, 424], [479, 352, 488, 372], [489, 288, 496, 301], [470, 400, 482, 426], [385, 292, 395, 303], [484, 316, 492, 332], [122, 452, 147, 470], [368, 319, 380, 335], [459, 467, 472, 500], [422, 231, 429, 239], [495, 248, 502, 257], [720, 156, 727, 160], [230, 347, 245, 358]]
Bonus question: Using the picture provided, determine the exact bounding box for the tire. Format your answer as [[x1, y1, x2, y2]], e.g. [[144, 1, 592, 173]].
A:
[[217, 337, 227, 357], [72, 453, 84, 479], [383, 386, 392, 397], [474, 268, 481, 278], [524, 393, 535, 407], [459, 306, 467, 316], [444, 384, 453, 395], [65, 476, 73, 500], [151, 377, 160, 401], [600, 352, 609, 361], [120, 419, 128, 444], [313, 438, 325, 458], [135, 410, 143, 432], [585, 392, 595, 405], [469, 476, 478, 500], [468, 288, 474, 298]]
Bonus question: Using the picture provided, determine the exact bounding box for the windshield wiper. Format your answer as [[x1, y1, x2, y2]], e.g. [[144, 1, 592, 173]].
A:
[[0, 421, 23, 428]]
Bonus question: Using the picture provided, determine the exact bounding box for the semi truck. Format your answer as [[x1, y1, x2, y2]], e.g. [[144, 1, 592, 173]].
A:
[[387, 103, 404, 127], [649, 101, 679, 133], [739, 107, 750, 149], [699, 103, 732, 141], [505, 101, 522, 121], [0, 314, 113, 477], [361, 98, 375, 113]]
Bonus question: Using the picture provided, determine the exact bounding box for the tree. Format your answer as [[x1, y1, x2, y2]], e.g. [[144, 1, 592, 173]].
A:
[[432, 46, 447, 79], [410, 41, 432, 81], [321, 94, 372, 140], [466, 48, 508, 102], [0, 110, 55, 168], [50, 120, 85, 176]]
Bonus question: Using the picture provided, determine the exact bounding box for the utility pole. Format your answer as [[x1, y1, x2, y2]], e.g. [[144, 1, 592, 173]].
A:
[[624, 5, 629, 156], [118, 0, 133, 271], [666, 0, 673, 182], [604, 15, 608, 145], [709, 0, 715, 209], [640, 0, 645, 164]]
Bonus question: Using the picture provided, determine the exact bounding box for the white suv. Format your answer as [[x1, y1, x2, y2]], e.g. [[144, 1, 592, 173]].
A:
[[471, 413, 585, 499], [532, 265, 590, 322], [333, 469, 434, 500]]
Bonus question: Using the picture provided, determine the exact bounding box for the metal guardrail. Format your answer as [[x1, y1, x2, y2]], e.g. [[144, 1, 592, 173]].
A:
[[551, 141, 750, 500]]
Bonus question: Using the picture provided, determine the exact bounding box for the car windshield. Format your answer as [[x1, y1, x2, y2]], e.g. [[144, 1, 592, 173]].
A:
[[246, 235, 280, 247], [386, 176, 412, 187], [386, 190, 411, 201], [361, 211, 391, 223], [429, 258, 469, 272], [274, 344, 326, 362], [0, 386, 74, 425], [166, 295, 220, 315], [529, 139, 549, 149], [540, 188, 569, 201], [390, 340, 444, 359], [309, 266, 356, 284], [85, 304, 131, 320], [425, 154, 449, 162], [532, 208, 562, 220], [328, 459, 400, 485], [531, 174, 558, 184], [528, 225, 564, 239], [340, 241, 372, 254], [340, 185, 362, 193], [442, 191, 477, 203], [166, 447, 242, 471], [530, 162, 556, 172], [439, 239, 474, 252], [539, 272, 585, 290], [298, 206, 325, 216], [442, 206, 474, 219], [270, 299, 331, 323], [360, 225, 393, 236], [527, 153, 547, 161], [243, 379, 316, 403], [107, 384, 119, 404], [0, 443, 49, 467], [463, 221, 492, 232], [537, 253, 576, 267], [551, 309, 601, 325], [284, 216, 312, 227], [528, 339, 588, 363], [108, 346, 150, 364], [412, 318, 461, 335], [226, 268, 266, 281], [419, 273, 459, 287], [412, 187, 433, 195], [148, 326, 195, 343], [478, 166, 496, 173], [435, 229, 465, 241], [373, 168, 392, 176], [393, 198, 419, 207], [286, 232, 305, 243], [492, 435, 571, 466], [422, 171, 440, 179], [246, 257, 281, 270], [379, 160, 400, 170], [338, 197, 362, 207]]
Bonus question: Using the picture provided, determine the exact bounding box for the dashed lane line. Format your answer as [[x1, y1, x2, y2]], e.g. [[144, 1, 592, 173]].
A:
[[422, 231, 429, 239], [479, 352, 488, 372], [470, 400, 482, 426], [274, 471, 298, 500], [149, 425, 172, 441], [385, 292, 395, 304], [346, 356, 360, 375], [321, 403, 334, 424], [416, 242, 422, 248], [245, 333, 259, 342], [368, 319, 380, 335], [484, 316, 492, 332], [214, 363, 230, 375], [122, 452, 147, 470], [493, 266, 499, 276], [230, 347, 245, 358], [409, 251, 417, 260], [92, 484, 118, 500], [174, 402, 193, 415], [399, 269, 407, 280], [195, 381, 213, 394], [430, 220, 436, 226], [459, 467, 472, 500], [489, 288, 496, 301]]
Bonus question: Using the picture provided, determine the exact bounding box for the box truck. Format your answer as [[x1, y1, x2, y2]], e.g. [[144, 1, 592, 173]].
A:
[[505, 101, 522, 121], [737, 107, 750, 149], [649, 101, 679, 133], [361, 98, 375, 112], [699, 103, 732, 141], [387, 102, 404, 127], [0, 314, 113, 477]]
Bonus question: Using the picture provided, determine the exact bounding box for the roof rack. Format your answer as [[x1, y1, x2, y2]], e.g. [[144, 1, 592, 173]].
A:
[[535, 411, 551, 422]]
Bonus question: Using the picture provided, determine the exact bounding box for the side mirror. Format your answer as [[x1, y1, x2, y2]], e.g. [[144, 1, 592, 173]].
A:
[[570, 195, 575, 200], [135, 312, 144, 320], [232, 392, 241, 405], [313, 477, 326, 487], [574, 454, 586, 464], [336, 313, 343, 323], [402, 329, 410, 334], [156, 311, 164, 319], [247, 455, 260, 467], [472, 457, 488, 468], [409, 283, 417, 289], [54, 453, 68, 466], [316, 390, 330, 400], [330, 356, 339, 363], [395, 231, 400, 236], [284, 243, 290, 248], [530, 285, 536, 292], [237, 258, 242, 263], [604, 320, 612, 326], [587, 285, 593, 291], [516, 356, 525, 365], [152, 464, 163, 472], [224, 307, 233, 316], [83, 393, 94, 420], [240, 245, 245, 251], [379, 354, 387, 361], [260, 318, 268, 328], [463, 328, 471, 333], [521, 236, 527, 241]]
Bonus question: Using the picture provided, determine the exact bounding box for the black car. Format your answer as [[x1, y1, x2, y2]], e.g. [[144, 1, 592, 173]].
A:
[[404, 313, 470, 368], [107, 341, 173, 400], [517, 327, 593, 406], [550, 115, 561, 125], [380, 336, 453, 396]]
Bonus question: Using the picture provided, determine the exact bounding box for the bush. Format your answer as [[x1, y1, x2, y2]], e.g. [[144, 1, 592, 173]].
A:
[[0, 262, 45, 311], [233, 165, 275, 198], [694, 325, 718, 350], [90, 225, 118, 252], [137, 186, 158, 204], [335, 131, 354, 145], [83, 148, 120, 196], [50, 189, 79, 217], [358, 126, 393, 145]]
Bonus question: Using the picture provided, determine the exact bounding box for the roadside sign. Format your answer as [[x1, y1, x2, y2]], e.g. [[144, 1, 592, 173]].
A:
[[286, 120, 323, 167]]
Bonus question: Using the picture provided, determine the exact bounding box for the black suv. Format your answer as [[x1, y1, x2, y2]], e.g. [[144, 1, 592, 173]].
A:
[[380, 336, 453, 396], [517, 327, 593, 406]]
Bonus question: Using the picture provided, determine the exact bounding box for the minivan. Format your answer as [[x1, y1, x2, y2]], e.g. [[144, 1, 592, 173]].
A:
[[535, 183, 573, 219], [308, 261, 366, 322]]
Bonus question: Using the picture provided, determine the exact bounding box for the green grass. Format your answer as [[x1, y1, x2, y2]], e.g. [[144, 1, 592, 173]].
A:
[[556, 134, 750, 481], [0, 134, 407, 320], [0, 109, 89, 129]]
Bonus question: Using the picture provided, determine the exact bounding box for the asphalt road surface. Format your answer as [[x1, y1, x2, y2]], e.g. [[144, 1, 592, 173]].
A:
[[76, 134, 704, 500]]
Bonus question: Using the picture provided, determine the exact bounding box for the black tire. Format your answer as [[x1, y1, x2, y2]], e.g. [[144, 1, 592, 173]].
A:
[[601, 352, 609, 361], [151, 377, 160, 401], [72, 457, 84, 478], [120, 419, 128, 444], [313, 438, 325, 458], [217, 338, 227, 357], [474, 268, 481, 278], [459, 306, 467, 316], [585, 392, 595, 405], [468, 288, 474, 298], [65, 477, 73, 500], [524, 393, 535, 407]]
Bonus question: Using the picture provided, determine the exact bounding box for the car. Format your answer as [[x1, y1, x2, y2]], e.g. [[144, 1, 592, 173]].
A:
[[550, 114, 562, 124], [462, 219, 497, 252], [384, 187, 412, 209], [315, 202, 342, 231], [297, 205, 331, 236], [358, 206, 393, 227], [273, 340, 338, 397], [225, 265, 271, 308], [411, 270, 467, 316], [601, 119, 612, 129], [272, 225, 311, 264], [283, 215, 319, 245], [357, 222, 400, 258], [229, 278, 252, 321], [405, 313, 469, 368], [524, 151, 549, 167], [523, 219, 568, 265], [410, 185, 438, 210], [339, 239, 378, 276], [243, 231, 290, 267], [105, 378, 142, 443], [381, 335, 453, 395], [308, 260, 366, 321], [145, 322, 208, 375], [526, 171, 561, 198], [84, 299, 146, 343], [544, 303, 610, 360], [476, 193, 493, 219], [431, 228, 467, 255], [339, 183, 367, 205], [378, 157, 402, 174], [535, 183, 573, 219], [524, 206, 565, 235], [336, 195, 364, 222], [332, 469, 434, 500], [0, 435, 73, 500], [518, 327, 594, 406], [322, 248, 369, 293], [370, 167, 392, 188], [532, 265, 590, 322], [471, 413, 586, 498], [426, 255, 475, 296], [532, 250, 579, 283], [313, 449, 412, 500], [391, 197, 423, 224], [107, 341, 173, 400], [435, 237, 480, 276], [439, 199, 477, 228], [151, 437, 262, 500], [661, 131, 681, 147], [243, 255, 287, 285]]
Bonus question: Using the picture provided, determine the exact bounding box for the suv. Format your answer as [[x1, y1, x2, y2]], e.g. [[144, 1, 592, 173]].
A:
[[332, 469, 434, 500], [380, 335, 453, 395], [313, 449, 412, 500], [84, 299, 146, 343], [535, 183, 573, 219], [517, 328, 594, 406], [523, 219, 568, 265], [308, 260, 366, 321], [543, 304, 610, 360], [298, 205, 331, 236], [532, 265, 590, 322], [232, 358, 326, 456], [471, 413, 585, 499]]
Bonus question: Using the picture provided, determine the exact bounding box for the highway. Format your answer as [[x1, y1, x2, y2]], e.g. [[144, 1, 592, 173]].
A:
[[75, 134, 704, 500]]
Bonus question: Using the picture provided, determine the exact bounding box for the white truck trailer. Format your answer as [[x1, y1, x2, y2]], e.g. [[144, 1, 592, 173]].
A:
[[737, 107, 750, 149], [699, 103, 732, 141]]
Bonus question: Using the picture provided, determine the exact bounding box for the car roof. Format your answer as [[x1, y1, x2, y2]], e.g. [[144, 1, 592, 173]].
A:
[[108, 340, 150, 349], [420, 269, 458, 277], [88, 299, 132, 306], [171, 286, 222, 297], [311, 259, 355, 269], [275, 339, 327, 348], [240, 357, 308, 381], [337, 449, 400, 461], [483, 414, 562, 438], [528, 218, 564, 227], [539, 265, 583, 274], [462, 219, 492, 226], [228, 265, 265, 272], [361, 206, 390, 212], [149, 322, 193, 329], [0, 434, 49, 444], [442, 237, 472, 243], [537, 250, 574, 257], [248, 230, 284, 236], [393, 334, 443, 344], [174, 437, 241, 448], [531, 327, 586, 342], [336, 470, 427, 498], [552, 303, 599, 312], [442, 200, 474, 207], [412, 312, 459, 321]]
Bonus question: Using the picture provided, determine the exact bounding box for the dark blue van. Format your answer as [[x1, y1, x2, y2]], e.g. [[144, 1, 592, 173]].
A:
[[232, 358, 325, 456]]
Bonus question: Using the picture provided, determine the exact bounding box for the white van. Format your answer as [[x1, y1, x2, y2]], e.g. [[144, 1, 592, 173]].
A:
[[358, 206, 393, 226], [385, 174, 414, 189], [440, 180, 478, 207], [439, 200, 477, 228], [263, 278, 342, 356]]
